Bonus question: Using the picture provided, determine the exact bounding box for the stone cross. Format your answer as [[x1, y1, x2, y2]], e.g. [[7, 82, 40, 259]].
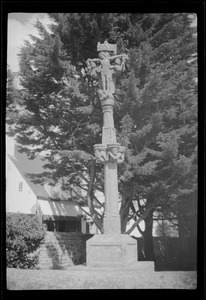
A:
[[86, 41, 149, 269], [86, 41, 128, 234]]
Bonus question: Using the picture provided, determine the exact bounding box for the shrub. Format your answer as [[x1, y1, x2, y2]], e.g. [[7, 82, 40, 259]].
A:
[[6, 213, 45, 269]]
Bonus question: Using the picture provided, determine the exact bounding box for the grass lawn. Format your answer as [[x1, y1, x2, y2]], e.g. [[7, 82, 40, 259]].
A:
[[6, 265, 197, 290]]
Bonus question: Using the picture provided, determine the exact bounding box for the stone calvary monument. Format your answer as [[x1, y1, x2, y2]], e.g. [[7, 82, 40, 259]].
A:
[[86, 41, 138, 267]]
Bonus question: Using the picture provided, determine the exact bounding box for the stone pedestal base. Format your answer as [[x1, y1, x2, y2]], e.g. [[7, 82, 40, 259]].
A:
[[86, 234, 138, 268]]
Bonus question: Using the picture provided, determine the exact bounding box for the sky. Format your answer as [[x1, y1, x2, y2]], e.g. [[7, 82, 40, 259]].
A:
[[7, 13, 55, 73], [8, 13, 197, 74], [7, 13, 55, 152]]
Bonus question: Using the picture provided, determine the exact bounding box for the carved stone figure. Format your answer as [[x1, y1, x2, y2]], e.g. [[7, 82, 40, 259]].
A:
[[107, 144, 119, 162], [86, 41, 128, 99], [94, 144, 108, 162]]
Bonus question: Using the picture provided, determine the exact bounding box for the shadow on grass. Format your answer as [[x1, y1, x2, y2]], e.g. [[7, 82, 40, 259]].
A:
[[154, 257, 197, 271], [134, 236, 197, 272]]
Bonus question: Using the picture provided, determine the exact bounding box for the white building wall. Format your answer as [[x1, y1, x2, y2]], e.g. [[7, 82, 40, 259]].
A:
[[6, 155, 37, 214]]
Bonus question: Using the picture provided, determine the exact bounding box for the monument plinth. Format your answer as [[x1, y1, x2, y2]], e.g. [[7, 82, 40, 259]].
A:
[[86, 41, 138, 267], [86, 234, 137, 268]]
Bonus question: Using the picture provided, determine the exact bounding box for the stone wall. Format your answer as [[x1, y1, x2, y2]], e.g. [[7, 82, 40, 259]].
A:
[[36, 232, 93, 270]]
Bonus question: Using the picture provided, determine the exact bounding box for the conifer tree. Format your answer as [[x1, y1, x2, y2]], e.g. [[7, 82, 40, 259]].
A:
[[6, 65, 24, 130], [115, 13, 197, 259], [7, 65, 16, 107]]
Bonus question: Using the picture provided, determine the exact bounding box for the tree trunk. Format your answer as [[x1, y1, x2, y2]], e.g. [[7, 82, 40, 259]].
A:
[[119, 195, 131, 233], [120, 204, 129, 233], [142, 209, 154, 261]]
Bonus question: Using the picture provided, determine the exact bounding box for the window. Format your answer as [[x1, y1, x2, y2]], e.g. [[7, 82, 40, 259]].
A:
[[42, 220, 81, 232], [18, 182, 23, 191], [58, 221, 66, 232], [66, 221, 81, 232]]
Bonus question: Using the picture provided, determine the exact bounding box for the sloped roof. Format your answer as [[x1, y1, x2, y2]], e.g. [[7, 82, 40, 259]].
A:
[[7, 147, 87, 218], [7, 144, 103, 210], [8, 153, 51, 199], [7, 146, 86, 203], [37, 199, 81, 218]]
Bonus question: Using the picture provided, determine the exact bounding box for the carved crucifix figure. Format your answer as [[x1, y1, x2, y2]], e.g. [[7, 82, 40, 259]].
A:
[[86, 41, 128, 98]]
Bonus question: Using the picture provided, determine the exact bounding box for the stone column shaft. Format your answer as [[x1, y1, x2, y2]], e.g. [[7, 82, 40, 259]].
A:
[[100, 99, 121, 234], [104, 161, 121, 234], [102, 103, 116, 144]]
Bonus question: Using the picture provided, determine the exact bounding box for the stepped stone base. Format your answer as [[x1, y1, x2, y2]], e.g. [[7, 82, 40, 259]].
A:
[[35, 232, 92, 270], [86, 234, 145, 268]]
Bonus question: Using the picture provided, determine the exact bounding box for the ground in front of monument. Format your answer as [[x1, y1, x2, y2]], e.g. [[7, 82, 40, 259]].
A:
[[7, 265, 197, 289]]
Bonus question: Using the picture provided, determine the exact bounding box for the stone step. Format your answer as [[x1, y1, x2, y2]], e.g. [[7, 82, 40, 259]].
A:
[[36, 232, 86, 270]]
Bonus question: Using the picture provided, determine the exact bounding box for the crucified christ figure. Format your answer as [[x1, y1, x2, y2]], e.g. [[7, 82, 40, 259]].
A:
[[86, 51, 128, 95]]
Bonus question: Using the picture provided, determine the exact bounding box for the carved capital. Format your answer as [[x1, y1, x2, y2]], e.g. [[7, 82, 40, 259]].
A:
[[94, 144, 107, 162], [102, 97, 114, 106], [94, 143, 125, 164], [107, 143, 125, 163], [117, 145, 126, 163], [98, 89, 114, 102], [107, 143, 119, 162]]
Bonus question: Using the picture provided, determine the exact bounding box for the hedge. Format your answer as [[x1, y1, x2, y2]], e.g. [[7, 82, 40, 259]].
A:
[[6, 213, 45, 269]]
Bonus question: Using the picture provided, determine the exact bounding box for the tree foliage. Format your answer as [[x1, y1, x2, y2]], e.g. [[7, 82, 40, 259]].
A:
[[6, 213, 45, 269], [6, 13, 197, 258], [6, 65, 24, 125]]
